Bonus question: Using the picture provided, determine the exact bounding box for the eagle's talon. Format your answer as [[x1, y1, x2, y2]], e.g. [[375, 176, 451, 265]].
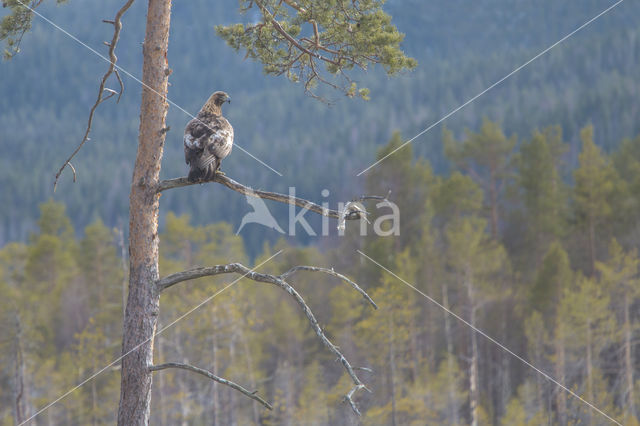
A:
[[216, 170, 226, 176]]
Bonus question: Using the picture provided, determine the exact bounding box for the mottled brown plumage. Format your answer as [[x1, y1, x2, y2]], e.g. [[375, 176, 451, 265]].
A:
[[184, 91, 234, 182]]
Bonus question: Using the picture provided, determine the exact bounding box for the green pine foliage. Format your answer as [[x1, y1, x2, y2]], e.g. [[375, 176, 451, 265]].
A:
[[215, 0, 416, 99]]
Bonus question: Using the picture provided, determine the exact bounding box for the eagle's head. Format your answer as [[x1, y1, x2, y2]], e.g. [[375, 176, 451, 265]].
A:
[[202, 91, 231, 115], [211, 91, 231, 106]]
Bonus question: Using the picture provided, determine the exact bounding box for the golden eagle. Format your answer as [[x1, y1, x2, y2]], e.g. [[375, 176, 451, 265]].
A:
[[184, 91, 233, 182]]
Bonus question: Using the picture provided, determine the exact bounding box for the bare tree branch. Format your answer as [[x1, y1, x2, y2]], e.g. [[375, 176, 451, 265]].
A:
[[155, 262, 375, 414], [281, 265, 377, 309], [157, 174, 388, 226], [345, 383, 368, 416], [53, 0, 135, 191], [149, 362, 272, 410], [158, 174, 342, 217]]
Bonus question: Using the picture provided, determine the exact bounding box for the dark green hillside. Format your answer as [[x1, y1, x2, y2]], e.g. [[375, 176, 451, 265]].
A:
[[1, 0, 640, 252]]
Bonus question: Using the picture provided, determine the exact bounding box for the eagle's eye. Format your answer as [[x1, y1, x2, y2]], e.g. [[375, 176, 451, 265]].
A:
[[215, 94, 229, 105]]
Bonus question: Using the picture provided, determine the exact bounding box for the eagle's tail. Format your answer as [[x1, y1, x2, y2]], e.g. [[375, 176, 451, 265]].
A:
[[188, 157, 218, 182], [187, 166, 203, 182]]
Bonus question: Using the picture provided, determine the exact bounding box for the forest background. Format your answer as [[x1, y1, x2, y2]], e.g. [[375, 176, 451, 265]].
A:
[[1, 0, 640, 424]]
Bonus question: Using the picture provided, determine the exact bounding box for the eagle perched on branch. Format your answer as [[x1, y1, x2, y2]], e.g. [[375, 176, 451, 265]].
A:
[[184, 91, 234, 182]]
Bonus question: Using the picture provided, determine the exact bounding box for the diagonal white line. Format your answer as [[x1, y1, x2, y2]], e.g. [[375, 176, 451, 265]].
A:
[[14, 0, 283, 177], [19, 250, 284, 426], [356, 249, 622, 426], [356, 0, 626, 176]]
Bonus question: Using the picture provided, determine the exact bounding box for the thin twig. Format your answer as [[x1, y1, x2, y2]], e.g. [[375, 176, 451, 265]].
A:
[[155, 262, 375, 415], [281, 265, 377, 309], [149, 362, 272, 410], [53, 0, 135, 191], [67, 162, 77, 182], [344, 384, 368, 416], [114, 68, 124, 103], [353, 367, 374, 373]]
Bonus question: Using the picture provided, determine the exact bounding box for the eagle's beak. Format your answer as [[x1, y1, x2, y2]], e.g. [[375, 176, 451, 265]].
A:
[[226, 96, 231, 104]]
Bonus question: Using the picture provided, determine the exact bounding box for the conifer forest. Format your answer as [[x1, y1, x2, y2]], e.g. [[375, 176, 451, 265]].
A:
[[1, 0, 639, 424]]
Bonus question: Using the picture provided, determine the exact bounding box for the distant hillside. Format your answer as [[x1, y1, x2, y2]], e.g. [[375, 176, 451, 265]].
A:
[[1, 0, 639, 253]]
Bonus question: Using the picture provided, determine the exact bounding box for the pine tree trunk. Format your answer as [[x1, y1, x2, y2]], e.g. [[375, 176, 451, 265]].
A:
[[465, 267, 478, 426], [588, 216, 596, 275], [499, 298, 510, 417], [623, 293, 636, 420], [409, 313, 420, 382], [229, 334, 238, 426], [489, 169, 499, 239], [466, 271, 479, 426], [389, 313, 398, 426], [555, 328, 567, 425], [240, 331, 260, 425], [176, 330, 190, 425], [442, 284, 460, 426], [212, 315, 220, 426], [12, 314, 25, 425], [586, 321, 593, 426], [156, 324, 167, 426], [469, 306, 479, 426], [117, 0, 171, 424], [91, 377, 98, 426]]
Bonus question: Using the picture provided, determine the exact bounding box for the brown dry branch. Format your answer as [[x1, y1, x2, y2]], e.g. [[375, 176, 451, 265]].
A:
[[157, 174, 389, 226], [155, 262, 375, 415], [53, 0, 135, 191], [149, 362, 272, 410]]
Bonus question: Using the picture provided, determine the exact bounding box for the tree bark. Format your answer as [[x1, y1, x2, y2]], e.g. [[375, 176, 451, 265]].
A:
[[499, 293, 511, 418], [117, 0, 171, 424], [623, 292, 637, 420], [555, 326, 567, 425], [586, 320, 593, 426], [442, 283, 460, 426], [240, 330, 260, 425], [588, 215, 596, 275], [469, 306, 479, 426], [12, 314, 26, 425], [211, 314, 220, 426], [489, 169, 499, 239], [156, 322, 168, 426], [467, 276, 479, 426], [388, 313, 398, 426]]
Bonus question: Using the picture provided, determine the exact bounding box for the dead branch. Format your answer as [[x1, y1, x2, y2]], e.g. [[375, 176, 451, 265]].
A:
[[157, 174, 388, 227], [53, 0, 135, 191], [155, 262, 375, 414], [281, 265, 377, 309], [149, 362, 272, 410], [157, 174, 341, 217], [345, 384, 367, 416]]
